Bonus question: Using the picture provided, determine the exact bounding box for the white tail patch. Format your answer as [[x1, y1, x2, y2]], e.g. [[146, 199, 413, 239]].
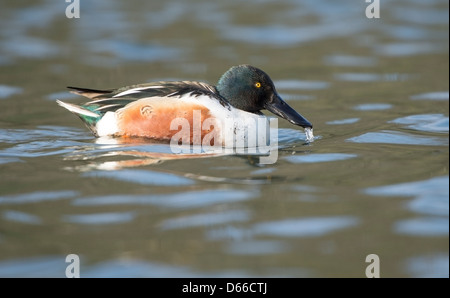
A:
[[96, 111, 119, 136], [56, 100, 100, 118]]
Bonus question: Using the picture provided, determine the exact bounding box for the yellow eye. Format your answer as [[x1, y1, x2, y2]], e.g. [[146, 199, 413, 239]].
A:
[[255, 82, 261, 88]]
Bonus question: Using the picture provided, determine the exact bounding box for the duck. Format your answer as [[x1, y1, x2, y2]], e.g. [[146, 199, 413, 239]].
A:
[[57, 64, 313, 146]]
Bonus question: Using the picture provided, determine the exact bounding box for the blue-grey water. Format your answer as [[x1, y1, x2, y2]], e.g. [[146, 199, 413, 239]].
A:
[[0, 0, 448, 277]]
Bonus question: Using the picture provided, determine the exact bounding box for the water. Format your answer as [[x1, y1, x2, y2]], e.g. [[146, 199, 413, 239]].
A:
[[0, 0, 448, 278], [304, 127, 315, 143]]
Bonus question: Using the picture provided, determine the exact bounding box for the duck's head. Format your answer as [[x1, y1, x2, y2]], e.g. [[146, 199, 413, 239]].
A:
[[216, 64, 313, 128]]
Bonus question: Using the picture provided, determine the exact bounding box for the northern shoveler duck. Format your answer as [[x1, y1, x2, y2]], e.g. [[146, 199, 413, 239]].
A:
[[57, 64, 313, 146]]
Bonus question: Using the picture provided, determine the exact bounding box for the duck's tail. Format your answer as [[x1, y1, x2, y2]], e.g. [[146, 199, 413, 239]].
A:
[[56, 100, 101, 136]]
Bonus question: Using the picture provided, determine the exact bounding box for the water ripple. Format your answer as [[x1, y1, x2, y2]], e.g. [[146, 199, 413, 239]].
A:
[[82, 169, 195, 186], [404, 254, 449, 278], [394, 217, 449, 237], [225, 240, 290, 255], [0, 126, 89, 144], [374, 42, 443, 56], [275, 80, 330, 90], [0, 256, 67, 278], [335, 73, 413, 82], [159, 210, 249, 230], [1, 36, 60, 59], [0, 191, 79, 205], [73, 189, 254, 209], [364, 176, 449, 237], [0, 157, 23, 165], [347, 130, 448, 146], [284, 153, 357, 164], [86, 40, 182, 63], [253, 216, 359, 238], [326, 118, 360, 125], [222, 21, 368, 46], [0, 256, 268, 278], [2, 210, 42, 225], [0, 85, 23, 99], [410, 91, 449, 101], [364, 176, 449, 217], [353, 103, 393, 111], [324, 55, 377, 67], [63, 212, 136, 225], [389, 114, 449, 133]]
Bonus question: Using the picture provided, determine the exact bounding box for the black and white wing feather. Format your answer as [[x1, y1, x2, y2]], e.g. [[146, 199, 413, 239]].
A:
[[67, 81, 229, 114]]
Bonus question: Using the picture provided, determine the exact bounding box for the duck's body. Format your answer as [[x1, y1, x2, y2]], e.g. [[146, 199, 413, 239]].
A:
[[57, 65, 313, 146]]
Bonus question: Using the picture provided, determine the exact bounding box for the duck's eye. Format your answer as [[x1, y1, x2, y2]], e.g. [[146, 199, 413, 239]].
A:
[[255, 82, 261, 88]]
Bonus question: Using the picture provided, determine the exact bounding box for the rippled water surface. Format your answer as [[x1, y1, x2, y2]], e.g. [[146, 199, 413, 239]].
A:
[[0, 0, 448, 277]]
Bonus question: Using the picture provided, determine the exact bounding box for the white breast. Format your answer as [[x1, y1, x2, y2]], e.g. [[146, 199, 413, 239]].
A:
[[176, 93, 271, 148]]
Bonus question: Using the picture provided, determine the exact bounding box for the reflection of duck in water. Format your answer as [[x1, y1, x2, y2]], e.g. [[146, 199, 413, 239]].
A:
[[57, 65, 313, 146]]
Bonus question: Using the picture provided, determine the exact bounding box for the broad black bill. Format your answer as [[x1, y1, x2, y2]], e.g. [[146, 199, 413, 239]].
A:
[[265, 94, 313, 128]]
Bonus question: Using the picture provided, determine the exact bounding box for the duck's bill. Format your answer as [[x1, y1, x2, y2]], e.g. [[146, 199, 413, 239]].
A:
[[266, 94, 313, 128]]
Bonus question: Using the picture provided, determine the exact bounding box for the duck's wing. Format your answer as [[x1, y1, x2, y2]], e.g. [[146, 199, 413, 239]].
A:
[[68, 81, 228, 114]]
